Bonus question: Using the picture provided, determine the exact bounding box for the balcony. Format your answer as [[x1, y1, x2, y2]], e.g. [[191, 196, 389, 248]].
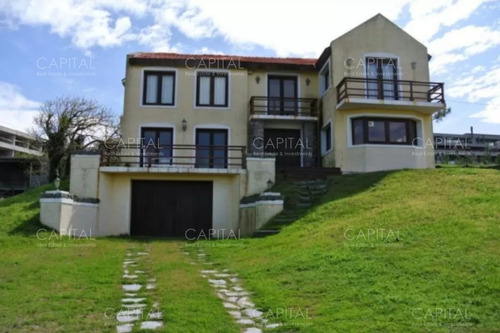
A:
[[249, 96, 318, 120], [336, 77, 445, 113], [100, 144, 247, 174]]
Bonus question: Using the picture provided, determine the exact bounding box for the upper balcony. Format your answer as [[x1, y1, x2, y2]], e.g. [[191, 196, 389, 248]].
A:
[[99, 144, 247, 174], [249, 96, 318, 121], [336, 77, 445, 113]]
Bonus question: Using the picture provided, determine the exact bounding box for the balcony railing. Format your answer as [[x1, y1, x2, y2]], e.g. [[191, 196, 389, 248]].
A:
[[337, 77, 445, 105], [100, 144, 247, 169], [249, 96, 318, 117]]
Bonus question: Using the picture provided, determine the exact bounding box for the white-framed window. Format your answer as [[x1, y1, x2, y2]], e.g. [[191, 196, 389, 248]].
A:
[[321, 121, 332, 155], [143, 71, 176, 106], [196, 71, 228, 107], [319, 59, 331, 96]]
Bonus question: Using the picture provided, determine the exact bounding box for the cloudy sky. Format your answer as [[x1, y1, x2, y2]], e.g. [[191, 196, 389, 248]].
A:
[[0, 0, 498, 135]]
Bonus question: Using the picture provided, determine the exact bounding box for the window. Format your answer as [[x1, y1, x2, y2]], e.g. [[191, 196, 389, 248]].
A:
[[319, 60, 331, 95], [365, 57, 399, 100], [196, 72, 228, 107], [196, 129, 228, 168], [351, 117, 416, 145], [140, 128, 173, 166], [321, 122, 332, 154], [268, 75, 298, 115], [143, 71, 175, 106]]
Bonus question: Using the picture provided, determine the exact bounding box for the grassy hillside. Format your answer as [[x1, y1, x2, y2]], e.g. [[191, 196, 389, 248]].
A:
[[201, 168, 500, 332], [0, 168, 498, 332]]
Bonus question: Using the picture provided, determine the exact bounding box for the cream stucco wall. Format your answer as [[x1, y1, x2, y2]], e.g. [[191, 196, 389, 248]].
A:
[[121, 65, 249, 149], [245, 158, 276, 197], [70, 154, 100, 198], [334, 109, 435, 172], [319, 14, 438, 172]]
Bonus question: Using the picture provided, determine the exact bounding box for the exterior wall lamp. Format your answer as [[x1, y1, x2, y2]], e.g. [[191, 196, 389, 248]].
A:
[[255, 76, 260, 84], [305, 78, 311, 86], [182, 119, 187, 132], [411, 62, 417, 70], [267, 178, 274, 189]]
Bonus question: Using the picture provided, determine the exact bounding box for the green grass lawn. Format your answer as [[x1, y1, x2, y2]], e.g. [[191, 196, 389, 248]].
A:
[[0, 167, 498, 332], [202, 168, 500, 332], [0, 183, 238, 333]]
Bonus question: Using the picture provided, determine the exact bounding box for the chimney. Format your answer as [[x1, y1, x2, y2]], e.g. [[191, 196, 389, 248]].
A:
[[470, 126, 474, 143]]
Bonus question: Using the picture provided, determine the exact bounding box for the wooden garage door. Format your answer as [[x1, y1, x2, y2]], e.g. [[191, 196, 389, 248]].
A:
[[131, 180, 213, 237]]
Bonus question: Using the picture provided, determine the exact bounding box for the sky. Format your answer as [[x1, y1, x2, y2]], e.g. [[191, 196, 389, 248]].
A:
[[0, 0, 499, 135]]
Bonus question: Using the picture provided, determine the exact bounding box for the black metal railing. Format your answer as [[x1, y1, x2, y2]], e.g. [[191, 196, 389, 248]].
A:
[[249, 96, 318, 117], [336, 77, 445, 104], [100, 144, 247, 169]]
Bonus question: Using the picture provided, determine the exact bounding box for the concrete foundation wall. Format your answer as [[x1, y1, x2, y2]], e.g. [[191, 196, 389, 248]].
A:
[[40, 194, 98, 236]]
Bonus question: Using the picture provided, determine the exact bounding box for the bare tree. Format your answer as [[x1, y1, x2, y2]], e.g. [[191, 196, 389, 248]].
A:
[[31, 96, 118, 181]]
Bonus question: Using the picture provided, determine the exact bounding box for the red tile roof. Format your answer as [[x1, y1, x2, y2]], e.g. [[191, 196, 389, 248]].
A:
[[129, 52, 318, 66]]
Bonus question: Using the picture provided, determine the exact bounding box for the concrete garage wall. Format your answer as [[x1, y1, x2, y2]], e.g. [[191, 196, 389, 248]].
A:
[[42, 154, 278, 237], [97, 172, 241, 237]]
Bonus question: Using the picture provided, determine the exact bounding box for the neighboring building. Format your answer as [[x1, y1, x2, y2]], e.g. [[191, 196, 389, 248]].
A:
[[434, 130, 500, 163], [0, 125, 46, 197], [41, 14, 446, 238]]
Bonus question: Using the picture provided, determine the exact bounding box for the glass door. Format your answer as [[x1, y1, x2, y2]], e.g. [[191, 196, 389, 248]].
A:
[[268, 76, 298, 115], [196, 129, 228, 168]]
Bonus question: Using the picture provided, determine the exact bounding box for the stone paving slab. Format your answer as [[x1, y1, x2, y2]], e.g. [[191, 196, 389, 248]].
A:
[[188, 247, 282, 332], [116, 248, 164, 332]]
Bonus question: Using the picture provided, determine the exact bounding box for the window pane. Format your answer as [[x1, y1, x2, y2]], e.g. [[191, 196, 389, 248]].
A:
[[326, 126, 331, 150], [198, 76, 210, 105], [213, 132, 227, 168], [161, 75, 174, 104], [324, 70, 330, 89], [145, 75, 158, 103], [158, 130, 172, 145], [213, 76, 226, 105], [366, 62, 378, 99], [196, 132, 210, 168], [367, 120, 385, 142], [382, 62, 396, 99], [143, 130, 156, 147], [268, 79, 280, 97], [352, 119, 364, 145], [283, 79, 296, 113], [389, 121, 407, 143]]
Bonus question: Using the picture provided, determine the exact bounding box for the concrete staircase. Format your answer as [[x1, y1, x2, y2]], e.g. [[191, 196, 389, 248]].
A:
[[252, 179, 329, 238]]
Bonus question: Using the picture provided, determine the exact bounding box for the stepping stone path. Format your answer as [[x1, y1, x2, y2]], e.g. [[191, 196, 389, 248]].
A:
[[185, 247, 281, 332], [116, 248, 164, 332]]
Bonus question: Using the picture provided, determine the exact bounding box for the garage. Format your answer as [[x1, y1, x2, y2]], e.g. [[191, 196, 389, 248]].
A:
[[130, 180, 213, 237]]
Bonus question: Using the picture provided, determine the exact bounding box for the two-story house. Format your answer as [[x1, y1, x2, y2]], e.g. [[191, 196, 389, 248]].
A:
[[40, 14, 445, 238]]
